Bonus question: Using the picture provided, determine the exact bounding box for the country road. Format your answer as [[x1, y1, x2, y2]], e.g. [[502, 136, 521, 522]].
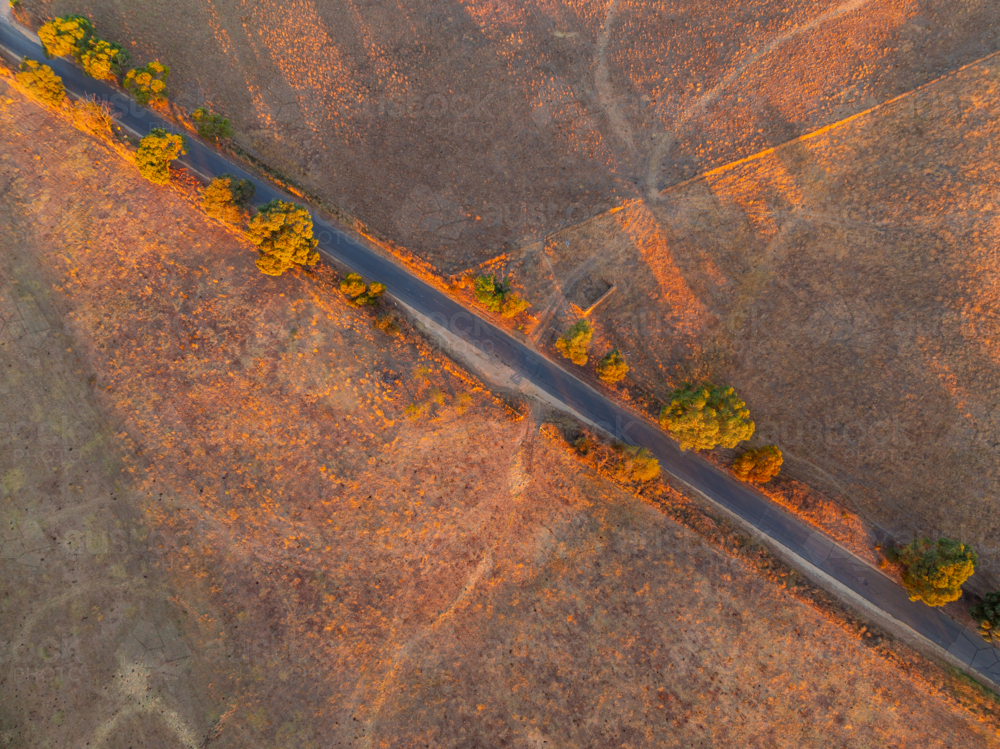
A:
[[3, 13, 1000, 687]]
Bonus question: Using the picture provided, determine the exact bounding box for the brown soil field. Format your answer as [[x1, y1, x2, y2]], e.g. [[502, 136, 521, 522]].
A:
[[4, 78, 1000, 746], [514, 53, 1000, 588], [19, 0, 1000, 273]]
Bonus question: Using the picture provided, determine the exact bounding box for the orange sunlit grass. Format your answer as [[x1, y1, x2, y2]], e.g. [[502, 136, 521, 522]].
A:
[[3, 69, 999, 744]]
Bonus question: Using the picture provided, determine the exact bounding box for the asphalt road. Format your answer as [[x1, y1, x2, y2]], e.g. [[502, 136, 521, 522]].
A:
[[3, 14, 999, 686]]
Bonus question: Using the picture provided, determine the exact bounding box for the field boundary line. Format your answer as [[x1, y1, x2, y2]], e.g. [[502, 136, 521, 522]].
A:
[[661, 46, 1000, 193]]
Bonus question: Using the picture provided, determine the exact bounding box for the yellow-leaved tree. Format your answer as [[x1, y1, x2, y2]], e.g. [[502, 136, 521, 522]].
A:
[[339, 273, 385, 307], [731, 445, 783, 483], [596, 349, 629, 384], [38, 15, 94, 59], [555, 319, 592, 366], [80, 38, 127, 82], [201, 175, 255, 225], [16, 59, 65, 108], [246, 200, 320, 277], [124, 61, 169, 106], [135, 129, 186, 185], [38, 15, 129, 82], [613, 444, 660, 484], [895, 538, 977, 607], [473, 274, 528, 318], [659, 382, 754, 452]]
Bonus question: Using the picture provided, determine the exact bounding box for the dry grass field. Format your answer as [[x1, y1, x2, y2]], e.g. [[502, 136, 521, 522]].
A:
[[19, 0, 1000, 272], [514, 52, 1000, 589], [3, 78, 1000, 746], [14, 0, 1000, 579]]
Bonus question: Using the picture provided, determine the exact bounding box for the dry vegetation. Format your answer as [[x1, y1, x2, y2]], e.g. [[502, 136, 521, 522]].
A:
[[510, 52, 1000, 590], [16, 0, 1000, 590], [4, 77, 1000, 747], [18, 0, 998, 271]]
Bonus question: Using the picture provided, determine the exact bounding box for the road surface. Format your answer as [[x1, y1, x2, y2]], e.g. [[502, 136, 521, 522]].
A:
[[2, 13, 999, 687]]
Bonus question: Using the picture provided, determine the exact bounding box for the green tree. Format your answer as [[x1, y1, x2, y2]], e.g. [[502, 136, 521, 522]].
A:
[[38, 15, 94, 59], [596, 349, 629, 384], [614, 444, 660, 483], [474, 274, 503, 311], [135, 129, 186, 185], [340, 273, 385, 307], [473, 274, 528, 318], [193, 108, 233, 142], [80, 38, 128, 82], [971, 592, 1000, 644], [555, 319, 592, 366], [659, 382, 754, 452], [201, 175, 255, 224], [16, 59, 65, 107], [895, 537, 977, 607], [247, 199, 320, 276], [124, 61, 169, 106], [732, 445, 783, 483]]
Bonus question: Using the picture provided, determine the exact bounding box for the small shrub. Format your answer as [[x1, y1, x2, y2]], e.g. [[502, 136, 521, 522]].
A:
[[340, 273, 385, 306], [363, 283, 387, 304], [614, 444, 660, 484], [16, 59, 65, 107], [71, 95, 115, 138], [659, 382, 754, 452], [896, 537, 977, 607], [474, 274, 504, 311], [339, 273, 367, 299], [596, 349, 628, 384], [201, 175, 255, 224], [500, 293, 528, 317], [555, 319, 592, 366], [473, 274, 529, 318], [38, 15, 94, 59], [573, 433, 594, 456], [80, 38, 127, 82], [971, 593, 1000, 644], [732, 445, 783, 483], [247, 200, 319, 276], [374, 311, 400, 337], [453, 392, 472, 415], [124, 61, 169, 106], [193, 107, 233, 142], [135, 128, 186, 185]]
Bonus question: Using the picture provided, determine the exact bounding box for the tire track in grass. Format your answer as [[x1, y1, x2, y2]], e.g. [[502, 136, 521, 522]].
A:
[[644, 0, 873, 199]]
